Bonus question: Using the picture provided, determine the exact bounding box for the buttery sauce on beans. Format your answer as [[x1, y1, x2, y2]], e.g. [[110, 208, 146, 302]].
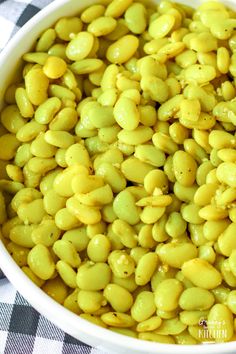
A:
[[2, 0, 236, 345]]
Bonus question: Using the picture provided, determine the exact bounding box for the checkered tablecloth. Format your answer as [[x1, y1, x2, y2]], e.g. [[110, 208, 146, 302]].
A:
[[0, 1, 108, 353]]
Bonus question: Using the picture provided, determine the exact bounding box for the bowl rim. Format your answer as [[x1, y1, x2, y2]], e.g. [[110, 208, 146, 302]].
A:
[[0, 0, 236, 352]]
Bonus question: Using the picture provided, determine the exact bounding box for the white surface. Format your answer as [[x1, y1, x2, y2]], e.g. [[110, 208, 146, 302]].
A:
[[1, 0, 236, 353]]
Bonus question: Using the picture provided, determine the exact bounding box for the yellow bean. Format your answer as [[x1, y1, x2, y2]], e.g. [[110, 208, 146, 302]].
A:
[[27, 244, 55, 280], [153, 132, 178, 155], [66, 32, 94, 61], [106, 35, 139, 64], [0, 134, 20, 160], [158, 242, 197, 269], [104, 283, 133, 312], [17, 199, 46, 224], [113, 189, 140, 225], [25, 68, 49, 106], [124, 3, 146, 34], [16, 120, 46, 143], [44, 130, 74, 149], [149, 14, 175, 39], [56, 260, 77, 288], [55, 208, 81, 231], [55, 16, 83, 41], [88, 17, 117, 37], [184, 64, 216, 84], [113, 97, 139, 130], [43, 56, 67, 79], [53, 239, 81, 268], [182, 258, 222, 289], [65, 143, 91, 169], [15, 87, 34, 118], [131, 291, 156, 322], [81, 5, 105, 23], [30, 133, 57, 159], [34, 97, 61, 124], [31, 219, 61, 246], [141, 75, 169, 103], [108, 250, 135, 278], [154, 279, 183, 312], [42, 277, 68, 304], [208, 304, 234, 342], [1, 105, 25, 134], [105, 0, 133, 18], [101, 312, 135, 328], [135, 253, 158, 286], [76, 261, 111, 290]]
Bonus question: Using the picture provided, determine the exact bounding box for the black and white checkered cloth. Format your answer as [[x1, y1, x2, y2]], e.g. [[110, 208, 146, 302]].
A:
[[0, 1, 108, 353]]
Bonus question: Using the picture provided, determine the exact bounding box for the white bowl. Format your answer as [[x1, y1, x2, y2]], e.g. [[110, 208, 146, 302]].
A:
[[1, 0, 236, 353]]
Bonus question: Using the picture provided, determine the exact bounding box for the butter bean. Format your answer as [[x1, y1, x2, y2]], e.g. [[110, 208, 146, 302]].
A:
[[112, 219, 137, 248], [113, 189, 140, 225], [77, 290, 106, 313], [53, 239, 81, 268], [27, 157, 57, 175], [135, 253, 158, 286], [124, 3, 146, 34], [34, 97, 61, 125], [114, 97, 139, 130], [208, 304, 234, 342], [184, 64, 216, 84], [44, 130, 74, 149], [157, 242, 197, 269], [87, 234, 111, 262], [76, 261, 111, 290], [25, 68, 49, 106], [101, 312, 135, 328], [182, 258, 222, 289], [104, 283, 133, 312], [17, 198, 46, 224], [106, 35, 139, 64], [81, 5, 105, 23], [66, 196, 101, 225], [66, 32, 94, 61], [42, 277, 68, 304], [16, 120, 46, 143], [55, 17, 83, 41], [149, 14, 175, 39], [141, 75, 169, 103], [27, 244, 55, 280], [15, 87, 34, 118], [154, 279, 183, 312], [49, 84, 76, 101], [30, 133, 57, 158], [108, 250, 135, 278], [218, 223, 236, 257], [199, 205, 228, 221], [55, 208, 81, 231], [88, 17, 117, 37], [65, 143, 91, 169], [49, 107, 78, 131], [0, 134, 20, 160], [134, 145, 165, 167], [1, 105, 25, 134], [179, 287, 214, 311], [31, 219, 61, 246], [131, 291, 156, 322], [153, 132, 178, 155]]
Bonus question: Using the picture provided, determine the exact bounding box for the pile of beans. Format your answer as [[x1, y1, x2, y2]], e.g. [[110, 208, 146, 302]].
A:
[[1, 0, 236, 345]]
